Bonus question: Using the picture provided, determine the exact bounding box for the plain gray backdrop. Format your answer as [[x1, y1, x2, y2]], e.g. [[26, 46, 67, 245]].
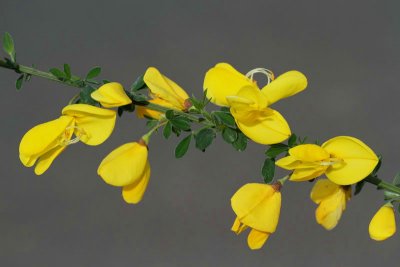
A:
[[1, 0, 399, 266]]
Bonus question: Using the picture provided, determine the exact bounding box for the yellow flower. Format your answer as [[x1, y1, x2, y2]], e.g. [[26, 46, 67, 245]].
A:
[[231, 183, 281, 250], [19, 104, 116, 175], [369, 203, 396, 241], [275, 136, 379, 185], [203, 63, 307, 145], [91, 82, 132, 108], [97, 141, 150, 204], [310, 179, 351, 230], [136, 67, 190, 120]]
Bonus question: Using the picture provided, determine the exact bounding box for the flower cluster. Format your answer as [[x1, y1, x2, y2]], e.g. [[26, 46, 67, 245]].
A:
[[15, 60, 399, 251]]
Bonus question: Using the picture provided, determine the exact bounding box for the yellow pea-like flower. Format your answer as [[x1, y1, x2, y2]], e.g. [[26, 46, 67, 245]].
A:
[[136, 67, 190, 120], [203, 63, 307, 145], [91, 82, 132, 108], [97, 141, 151, 204], [369, 203, 396, 241], [310, 179, 351, 230], [231, 183, 281, 250], [19, 104, 116, 175], [275, 136, 379, 185]]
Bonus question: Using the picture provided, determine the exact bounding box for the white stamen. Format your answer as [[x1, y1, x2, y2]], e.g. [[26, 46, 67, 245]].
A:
[[319, 158, 343, 166], [59, 126, 87, 146], [245, 68, 275, 85]]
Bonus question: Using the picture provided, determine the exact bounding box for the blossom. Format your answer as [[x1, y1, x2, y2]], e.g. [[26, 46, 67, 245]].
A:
[[310, 179, 351, 230], [19, 104, 116, 175], [275, 136, 379, 185], [91, 82, 132, 108], [203, 63, 307, 145], [136, 67, 190, 120], [369, 203, 396, 241], [97, 141, 150, 204], [231, 183, 281, 250]]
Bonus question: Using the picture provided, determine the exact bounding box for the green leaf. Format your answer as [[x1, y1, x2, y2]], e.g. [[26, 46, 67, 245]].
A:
[[220, 106, 230, 112], [163, 122, 172, 139], [170, 117, 191, 131], [175, 134, 192, 158], [222, 127, 238, 144], [212, 111, 236, 127], [86, 67, 101, 79], [288, 134, 297, 147], [79, 86, 98, 105], [372, 156, 382, 176], [262, 158, 275, 183], [354, 180, 365, 195], [165, 110, 175, 120], [232, 132, 248, 151], [195, 128, 216, 151], [384, 190, 400, 201], [146, 119, 159, 129], [3, 32, 16, 62], [49, 68, 66, 80], [265, 143, 289, 158], [102, 79, 111, 84], [393, 172, 400, 186], [15, 74, 24, 90], [63, 64, 71, 80], [130, 75, 146, 91]]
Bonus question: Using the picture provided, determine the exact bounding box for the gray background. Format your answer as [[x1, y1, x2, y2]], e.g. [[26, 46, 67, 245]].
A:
[[0, 0, 399, 266]]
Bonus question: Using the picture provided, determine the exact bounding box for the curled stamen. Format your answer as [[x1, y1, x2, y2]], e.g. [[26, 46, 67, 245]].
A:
[[245, 68, 275, 85], [59, 126, 87, 146], [319, 158, 343, 166]]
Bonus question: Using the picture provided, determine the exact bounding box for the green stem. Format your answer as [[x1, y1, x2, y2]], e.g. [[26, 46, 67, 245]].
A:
[[365, 176, 400, 195]]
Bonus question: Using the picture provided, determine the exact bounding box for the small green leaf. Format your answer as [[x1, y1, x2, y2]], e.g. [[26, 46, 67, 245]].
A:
[[130, 75, 146, 91], [354, 180, 365, 195], [170, 117, 191, 131], [79, 86, 98, 105], [102, 79, 111, 84], [262, 158, 275, 183], [222, 127, 238, 144], [165, 110, 175, 120], [212, 111, 236, 127], [146, 119, 159, 129], [220, 106, 230, 112], [189, 95, 203, 110], [3, 32, 16, 62], [86, 67, 101, 79], [163, 122, 172, 139], [49, 68, 66, 80], [232, 132, 248, 151], [288, 134, 297, 147], [195, 128, 216, 151], [265, 143, 289, 158], [63, 64, 71, 80], [384, 190, 400, 201], [175, 134, 192, 158], [393, 172, 400, 186], [24, 74, 32, 82], [15, 74, 24, 90]]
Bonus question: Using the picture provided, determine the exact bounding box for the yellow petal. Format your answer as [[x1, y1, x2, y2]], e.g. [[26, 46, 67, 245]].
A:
[[322, 136, 379, 185], [122, 161, 151, 204], [289, 144, 330, 162], [34, 145, 68, 175], [97, 142, 148, 186], [19, 115, 74, 168], [310, 179, 340, 204], [91, 82, 132, 108], [62, 104, 116, 146], [275, 156, 300, 170], [369, 204, 396, 241], [315, 190, 345, 230], [233, 108, 291, 145], [231, 183, 281, 233], [289, 167, 327, 182], [136, 98, 176, 120], [261, 70, 307, 105], [203, 63, 255, 106], [231, 217, 248, 234], [247, 229, 270, 250], [144, 67, 189, 109]]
